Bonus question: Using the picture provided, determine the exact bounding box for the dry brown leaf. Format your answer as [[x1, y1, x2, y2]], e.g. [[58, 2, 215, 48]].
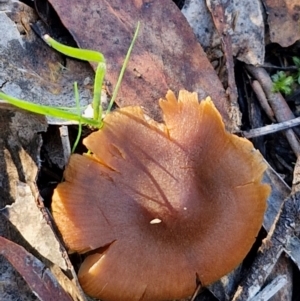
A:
[[1, 182, 67, 270], [0, 107, 46, 300], [0, 236, 73, 301], [264, 0, 300, 47], [47, 0, 232, 128], [52, 90, 269, 301]]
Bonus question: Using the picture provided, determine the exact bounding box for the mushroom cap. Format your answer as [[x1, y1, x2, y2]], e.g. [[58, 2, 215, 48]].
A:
[[52, 90, 270, 301]]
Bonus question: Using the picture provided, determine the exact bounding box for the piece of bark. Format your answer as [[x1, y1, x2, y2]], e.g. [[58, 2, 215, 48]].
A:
[[263, 0, 300, 47], [263, 165, 291, 232], [285, 236, 300, 271], [267, 256, 292, 301], [292, 155, 300, 193], [182, 0, 265, 65], [230, 152, 299, 301], [0, 108, 46, 300], [249, 275, 288, 301], [232, 191, 300, 301], [206, 0, 241, 129]]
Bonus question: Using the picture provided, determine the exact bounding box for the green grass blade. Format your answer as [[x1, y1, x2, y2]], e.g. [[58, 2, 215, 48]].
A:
[[71, 82, 83, 153], [43, 35, 105, 63], [93, 62, 106, 121], [106, 21, 140, 114], [0, 92, 101, 127], [44, 34, 107, 122], [0, 22, 139, 131]]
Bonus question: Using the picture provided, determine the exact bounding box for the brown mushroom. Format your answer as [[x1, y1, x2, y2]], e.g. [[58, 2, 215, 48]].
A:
[[52, 90, 270, 301]]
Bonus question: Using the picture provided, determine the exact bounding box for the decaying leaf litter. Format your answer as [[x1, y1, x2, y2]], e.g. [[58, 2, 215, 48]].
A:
[[1, 0, 300, 300]]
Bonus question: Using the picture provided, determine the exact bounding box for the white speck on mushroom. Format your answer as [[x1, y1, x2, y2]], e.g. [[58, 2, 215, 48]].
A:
[[183, 207, 187, 210], [150, 218, 162, 224]]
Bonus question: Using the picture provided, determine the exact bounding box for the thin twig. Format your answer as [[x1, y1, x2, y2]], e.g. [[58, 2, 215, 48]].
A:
[[59, 125, 71, 166], [250, 80, 275, 122], [241, 116, 300, 138], [249, 275, 287, 301], [246, 65, 300, 155], [246, 65, 299, 129], [190, 283, 202, 301], [206, 0, 240, 128], [259, 64, 298, 71]]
